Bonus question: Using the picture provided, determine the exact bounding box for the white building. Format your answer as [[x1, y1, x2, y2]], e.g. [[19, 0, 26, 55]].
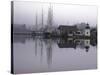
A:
[[75, 23, 90, 37], [84, 23, 90, 37]]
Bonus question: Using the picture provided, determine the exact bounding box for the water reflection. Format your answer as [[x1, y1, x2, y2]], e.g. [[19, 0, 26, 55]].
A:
[[12, 35, 97, 73], [57, 38, 91, 52]]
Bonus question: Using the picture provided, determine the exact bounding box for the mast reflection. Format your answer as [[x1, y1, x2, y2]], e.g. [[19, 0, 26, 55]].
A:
[[13, 35, 97, 66]]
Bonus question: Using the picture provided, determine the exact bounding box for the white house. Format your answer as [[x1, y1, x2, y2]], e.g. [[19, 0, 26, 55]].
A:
[[84, 23, 90, 37]]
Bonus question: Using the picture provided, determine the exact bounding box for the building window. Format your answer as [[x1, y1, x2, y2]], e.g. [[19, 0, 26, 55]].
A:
[[87, 32, 88, 34], [76, 32, 80, 34]]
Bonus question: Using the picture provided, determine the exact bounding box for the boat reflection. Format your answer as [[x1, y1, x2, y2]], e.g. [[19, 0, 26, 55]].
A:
[[13, 35, 97, 65], [12, 35, 97, 73], [13, 35, 97, 51]]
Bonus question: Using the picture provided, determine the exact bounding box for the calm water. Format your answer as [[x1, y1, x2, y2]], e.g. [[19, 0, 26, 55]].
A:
[[12, 35, 97, 74]]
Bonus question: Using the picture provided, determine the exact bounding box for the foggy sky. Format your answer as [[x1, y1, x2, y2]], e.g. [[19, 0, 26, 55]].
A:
[[13, 1, 97, 27]]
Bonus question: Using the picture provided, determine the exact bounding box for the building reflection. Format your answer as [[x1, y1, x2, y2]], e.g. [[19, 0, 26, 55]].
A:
[[57, 38, 76, 48], [13, 35, 97, 66], [57, 38, 91, 52]]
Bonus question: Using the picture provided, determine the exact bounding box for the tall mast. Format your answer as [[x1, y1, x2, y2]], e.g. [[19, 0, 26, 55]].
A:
[[41, 7, 43, 29], [48, 3, 53, 27], [47, 3, 53, 32], [35, 12, 38, 31]]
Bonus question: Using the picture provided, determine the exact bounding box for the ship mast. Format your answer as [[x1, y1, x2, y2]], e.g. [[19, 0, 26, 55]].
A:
[[47, 3, 53, 32], [35, 12, 38, 31], [41, 7, 44, 30]]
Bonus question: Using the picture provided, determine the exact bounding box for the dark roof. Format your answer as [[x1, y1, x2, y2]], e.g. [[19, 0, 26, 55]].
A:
[[58, 43, 76, 48], [86, 23, 90, 29], [58, 25, 77, 31]]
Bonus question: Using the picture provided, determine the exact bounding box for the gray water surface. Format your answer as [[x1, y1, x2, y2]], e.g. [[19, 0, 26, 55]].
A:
[[13, 35, 97, 74]]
